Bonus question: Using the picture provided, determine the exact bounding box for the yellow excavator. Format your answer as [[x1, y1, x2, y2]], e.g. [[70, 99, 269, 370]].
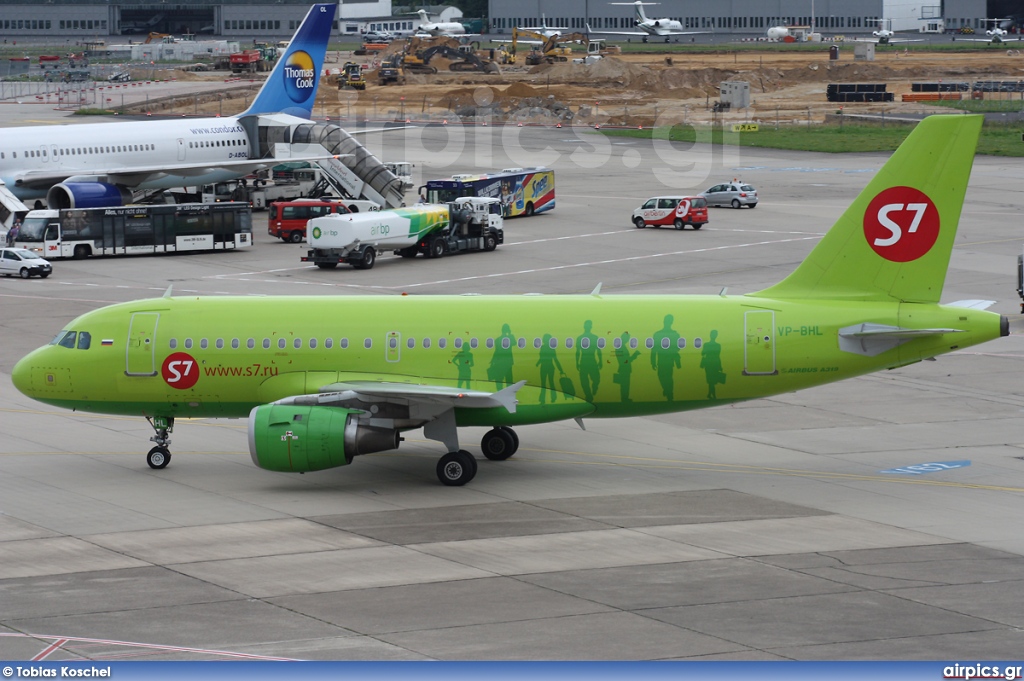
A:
[[507, 28, 592, 65]]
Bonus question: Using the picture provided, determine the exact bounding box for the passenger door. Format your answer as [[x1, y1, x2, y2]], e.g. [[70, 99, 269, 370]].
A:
[[743, 310, 777, 376], [125, 312, 160, 377]]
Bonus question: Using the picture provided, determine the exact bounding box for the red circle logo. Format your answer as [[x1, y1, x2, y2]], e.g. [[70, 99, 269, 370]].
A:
[[863, 186, 940, 263], [161, 352, 199, 390]]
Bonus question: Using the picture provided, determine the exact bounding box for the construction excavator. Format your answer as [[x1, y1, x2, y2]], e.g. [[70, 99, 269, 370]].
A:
[[397, 36, 500, 74], [504, 28, 597, 65]]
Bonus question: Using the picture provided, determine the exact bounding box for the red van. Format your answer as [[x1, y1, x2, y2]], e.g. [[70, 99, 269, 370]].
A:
[[268, 200, 350, 243], [631, 196, 708, 230]]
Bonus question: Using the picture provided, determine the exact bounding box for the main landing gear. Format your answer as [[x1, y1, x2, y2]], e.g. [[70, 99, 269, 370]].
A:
[[145, 416, 174, 470], [435, 427, 520, 486]]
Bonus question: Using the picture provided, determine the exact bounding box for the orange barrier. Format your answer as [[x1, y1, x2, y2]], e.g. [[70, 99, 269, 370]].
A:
[[901, 93, 963, 102]]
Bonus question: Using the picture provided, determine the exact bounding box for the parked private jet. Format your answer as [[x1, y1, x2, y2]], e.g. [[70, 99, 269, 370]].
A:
[[586, 1, 709, 42]]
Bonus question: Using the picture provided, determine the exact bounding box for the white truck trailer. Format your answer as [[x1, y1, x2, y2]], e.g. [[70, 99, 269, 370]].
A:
[[301, 197, 503, 270]]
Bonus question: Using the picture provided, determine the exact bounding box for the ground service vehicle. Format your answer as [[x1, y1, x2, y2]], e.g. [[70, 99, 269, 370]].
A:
[[302, 197, 503, 270], [17, 203, 252, 259], [632, 196, 707, 230], [377, 55, 406, 85], [268, 198, 380, 243], [0, 248, 52, 278], [424, 167, 554, 217], [700, 181, 758, 208]]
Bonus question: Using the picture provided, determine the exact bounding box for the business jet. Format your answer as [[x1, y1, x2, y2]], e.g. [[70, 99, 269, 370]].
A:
[[412, 9, 473, 37], [12, 115, 1009, 487], [851, 19, 924, 44], [956, 18, 1021, 43], [0, 3, 338, 211], [586, 1, 709, 42], [516, 14, 570, 39]]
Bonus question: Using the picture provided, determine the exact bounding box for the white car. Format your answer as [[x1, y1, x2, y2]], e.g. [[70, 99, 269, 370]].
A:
[[1, 247, 52, 278]]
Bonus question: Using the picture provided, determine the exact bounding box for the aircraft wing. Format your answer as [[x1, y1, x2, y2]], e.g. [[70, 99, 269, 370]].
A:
[[314, 379, 526, 413], [13, 152, 345, 190], [851, 37, 925, 43], [492, 38, 545, 45]]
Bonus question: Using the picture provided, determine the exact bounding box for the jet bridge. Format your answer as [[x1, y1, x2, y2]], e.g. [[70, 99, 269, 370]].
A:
[[246, 114, 406, 209]]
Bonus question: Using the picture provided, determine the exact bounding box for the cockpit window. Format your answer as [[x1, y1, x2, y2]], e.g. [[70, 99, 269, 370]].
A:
[[50, 330, 69, 345], [58, 331, 77, 349], [77, 331, 91, 350]]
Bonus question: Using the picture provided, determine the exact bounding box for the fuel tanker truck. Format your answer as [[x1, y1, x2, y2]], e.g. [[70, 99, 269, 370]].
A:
[[301, 197, 504, 270]]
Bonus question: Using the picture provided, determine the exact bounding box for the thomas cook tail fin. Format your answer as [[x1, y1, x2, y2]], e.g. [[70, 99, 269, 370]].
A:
[[750, 114, 982, 304], [241, 3, 336, 118]]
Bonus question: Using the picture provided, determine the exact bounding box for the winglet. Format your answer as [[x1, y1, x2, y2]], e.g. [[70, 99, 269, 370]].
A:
[[591, 282, 603, 297], [162, 285, 173, 298]]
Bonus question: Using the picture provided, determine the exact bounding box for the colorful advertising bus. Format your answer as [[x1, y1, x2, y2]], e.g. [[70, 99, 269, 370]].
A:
[[423, 167, 555, 218], [17, 203, 252, 259]]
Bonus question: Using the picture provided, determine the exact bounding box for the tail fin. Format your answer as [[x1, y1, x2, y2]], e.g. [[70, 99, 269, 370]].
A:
[[635, 1, 648, 24], [750, 115, 982, 304], [241, 3, 336, 118]]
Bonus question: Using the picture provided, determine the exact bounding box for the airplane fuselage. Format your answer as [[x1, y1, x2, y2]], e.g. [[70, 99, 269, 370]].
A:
[[640, 19, 684, 36], [13, 294, 1002, 425], [2, 116, 260, 200]]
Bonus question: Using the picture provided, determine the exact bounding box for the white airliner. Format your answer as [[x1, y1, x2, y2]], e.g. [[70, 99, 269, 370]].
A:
[[586, 1, 709, 42], [0, 3, 338, 211], [852, 19, 924, 44], [413, 9, 472, 37]]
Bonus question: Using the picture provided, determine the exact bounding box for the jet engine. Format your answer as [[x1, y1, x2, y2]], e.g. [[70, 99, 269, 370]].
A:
[[248, 404, 400, 472], [46, 182, 133, 209]]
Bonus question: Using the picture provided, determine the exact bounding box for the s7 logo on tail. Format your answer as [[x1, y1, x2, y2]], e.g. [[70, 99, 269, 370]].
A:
[[863, 186, 940, 262]]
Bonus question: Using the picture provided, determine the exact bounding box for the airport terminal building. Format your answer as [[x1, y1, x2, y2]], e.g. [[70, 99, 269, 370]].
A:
[[0, 0, 990, 37], [488, 0, 989, 36]]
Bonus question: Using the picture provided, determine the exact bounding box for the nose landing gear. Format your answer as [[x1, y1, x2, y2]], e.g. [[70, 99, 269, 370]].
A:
[[145, 416, 174, 469]]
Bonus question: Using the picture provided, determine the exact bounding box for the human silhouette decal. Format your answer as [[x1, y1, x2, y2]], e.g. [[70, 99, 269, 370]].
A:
[[536, 333, 564, 403], [613, 331, 641, 402], [488, 324, 515, 389], [651, 314, 681, 401], [454, 344, 474, 389], [576, 320, 602, 403], [700, 329, 725, 399]]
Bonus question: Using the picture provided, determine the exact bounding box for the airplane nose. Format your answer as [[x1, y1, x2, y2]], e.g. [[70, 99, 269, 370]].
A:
[[11, 352, 34, 397]]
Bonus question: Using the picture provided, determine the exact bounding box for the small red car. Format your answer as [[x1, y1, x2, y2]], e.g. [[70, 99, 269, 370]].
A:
[[632, 196, 708, 230]]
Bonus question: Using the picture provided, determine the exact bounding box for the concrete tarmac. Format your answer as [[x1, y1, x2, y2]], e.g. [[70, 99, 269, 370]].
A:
[[1, 112, 1024, 661]]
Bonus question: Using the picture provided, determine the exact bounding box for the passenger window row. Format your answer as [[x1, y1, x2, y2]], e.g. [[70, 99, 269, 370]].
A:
[[167, 334, 703, 352], [188, 139, 247, 149]]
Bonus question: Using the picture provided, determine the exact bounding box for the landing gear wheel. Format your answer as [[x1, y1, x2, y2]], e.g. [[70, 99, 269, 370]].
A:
[[674, 218, 685, 230], [481, 427, 517, 460], [499, 426, 519, 452], [147, 446, 171, 469], [437, 450, 477, 486], [731, 199, 741, 209], [633, 217, 646, 229]]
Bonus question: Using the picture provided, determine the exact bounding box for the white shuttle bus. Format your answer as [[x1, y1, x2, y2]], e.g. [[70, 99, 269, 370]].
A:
[[17, 203, 252, 259]]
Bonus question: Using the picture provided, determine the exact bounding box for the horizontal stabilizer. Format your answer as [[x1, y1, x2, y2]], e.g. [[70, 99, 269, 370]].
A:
[[947, 299, 996, 310], [838, 323, 964, 356]]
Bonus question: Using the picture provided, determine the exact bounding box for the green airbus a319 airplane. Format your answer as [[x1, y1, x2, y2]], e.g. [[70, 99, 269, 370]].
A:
[[11, 115, 1009, 486]]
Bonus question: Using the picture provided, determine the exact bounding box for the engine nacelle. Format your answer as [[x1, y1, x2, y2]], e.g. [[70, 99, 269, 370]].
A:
[[248, 404, 400, 472], [46, 182, 133, 210]]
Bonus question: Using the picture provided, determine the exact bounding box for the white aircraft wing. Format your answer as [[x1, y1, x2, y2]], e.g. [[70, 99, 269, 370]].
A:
[[491, 38, 545, 45], [13, 152, 346, 189], [956, 36, 1020, 42], [851, 36, 925, 43]]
